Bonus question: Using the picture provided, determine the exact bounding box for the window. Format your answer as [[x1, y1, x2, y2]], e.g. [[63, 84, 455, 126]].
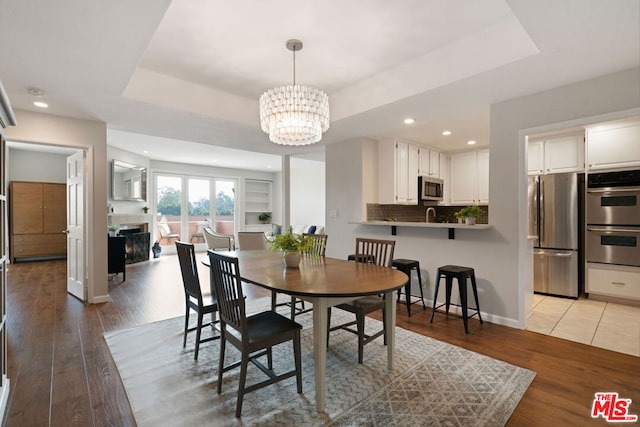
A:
[[154, 174, 237, 249]]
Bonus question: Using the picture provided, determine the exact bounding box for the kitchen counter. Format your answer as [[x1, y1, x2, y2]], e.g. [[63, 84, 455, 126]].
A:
[[351, 220, 492, 239]]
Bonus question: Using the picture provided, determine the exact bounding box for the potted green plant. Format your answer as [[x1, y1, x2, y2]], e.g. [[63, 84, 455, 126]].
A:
[[455, 205, 483, 225], [258, 212, 271, 224], [269, 226, 316, 268], [108, 224, 118, 236], [142, 206, 149, 214]]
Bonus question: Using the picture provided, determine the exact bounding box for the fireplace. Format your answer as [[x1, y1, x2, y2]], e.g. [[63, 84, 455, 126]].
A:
[[118, 229, 150, 264], [108, 214, 153, 264]]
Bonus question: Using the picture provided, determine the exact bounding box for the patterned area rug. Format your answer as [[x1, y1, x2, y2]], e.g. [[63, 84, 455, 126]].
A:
[[104, 297, 535, 426]]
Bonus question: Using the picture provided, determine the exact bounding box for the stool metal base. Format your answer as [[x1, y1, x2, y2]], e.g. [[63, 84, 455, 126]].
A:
[[392, 258, 426, 317], [429, 265, 483, 333]]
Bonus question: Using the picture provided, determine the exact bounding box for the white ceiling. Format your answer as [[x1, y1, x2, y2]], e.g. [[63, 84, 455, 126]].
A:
[[0, 0, 638, 172]]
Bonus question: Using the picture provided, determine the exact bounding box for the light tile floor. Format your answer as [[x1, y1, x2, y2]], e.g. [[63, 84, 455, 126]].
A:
[[527, 294, 640, 357]]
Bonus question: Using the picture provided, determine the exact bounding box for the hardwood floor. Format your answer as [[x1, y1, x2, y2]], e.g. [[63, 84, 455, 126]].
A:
[[4, 255, 639, 426]]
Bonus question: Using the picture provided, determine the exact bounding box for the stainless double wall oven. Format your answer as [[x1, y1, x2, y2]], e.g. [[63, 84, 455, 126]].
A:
[[586, 169, 640, 268]]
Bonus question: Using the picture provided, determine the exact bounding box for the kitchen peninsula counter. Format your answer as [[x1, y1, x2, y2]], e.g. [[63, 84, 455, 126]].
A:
[[351, 220, 491, 239]]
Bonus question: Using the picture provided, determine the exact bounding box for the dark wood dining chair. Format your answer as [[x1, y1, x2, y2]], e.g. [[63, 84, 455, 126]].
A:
[[175, 241, 219, 360], [328, 237, 396, 364], [207, 250, 303, 418], [272, 233, 328, 320]]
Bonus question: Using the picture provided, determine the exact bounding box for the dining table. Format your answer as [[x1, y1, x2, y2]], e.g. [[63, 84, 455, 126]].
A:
[[203, 249, 408, 413]]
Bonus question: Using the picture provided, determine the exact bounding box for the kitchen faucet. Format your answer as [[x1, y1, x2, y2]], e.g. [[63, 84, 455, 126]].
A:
[[426, 207, 436, 223]]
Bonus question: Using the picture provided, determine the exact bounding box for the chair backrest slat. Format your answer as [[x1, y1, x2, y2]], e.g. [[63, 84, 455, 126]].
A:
[[208, 250, 246, 333], [354, 237, 395, 268], [176, 241, 204, 305], [303, 233, 328, 257]]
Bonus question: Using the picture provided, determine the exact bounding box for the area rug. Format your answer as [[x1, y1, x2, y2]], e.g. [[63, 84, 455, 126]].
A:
[[104, 297, 535, 426]]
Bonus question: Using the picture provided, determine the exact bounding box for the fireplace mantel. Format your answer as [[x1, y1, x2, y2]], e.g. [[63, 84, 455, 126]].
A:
[[108, 214, 153, 233]]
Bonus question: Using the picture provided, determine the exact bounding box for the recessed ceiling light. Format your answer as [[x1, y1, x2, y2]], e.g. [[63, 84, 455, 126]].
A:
[[467, 140, 477, 145], [403, 118, 415, 125], [28, 87, 44, 97], [33, 101, 48, 108], [143, 150, 149, 154], [442, 130, 452, 136]]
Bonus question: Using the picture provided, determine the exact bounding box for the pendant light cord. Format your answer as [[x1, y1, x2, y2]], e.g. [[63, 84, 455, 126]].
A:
[[292, 47, 296, 86]]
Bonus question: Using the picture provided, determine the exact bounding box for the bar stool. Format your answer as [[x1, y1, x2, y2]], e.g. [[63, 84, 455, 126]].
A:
[[391, 259, 426, 317], [347, 253, 376, 263], [429, 265, 483, 333]]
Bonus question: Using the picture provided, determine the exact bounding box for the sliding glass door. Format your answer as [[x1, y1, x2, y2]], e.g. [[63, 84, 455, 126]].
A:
[[214, 180, 235, 236], [154, 174, 237, 251]]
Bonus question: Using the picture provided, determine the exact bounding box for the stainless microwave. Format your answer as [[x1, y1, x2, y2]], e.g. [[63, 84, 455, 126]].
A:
[[418, 176, 444, 201]]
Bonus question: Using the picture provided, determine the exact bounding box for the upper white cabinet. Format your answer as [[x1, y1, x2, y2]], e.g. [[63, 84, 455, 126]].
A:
[[378, 139, 431, 204], [418, 147, 441, 177], [450, 149, 489, 205], [587, 122, 640, 171], [527, 140, 545, 175], [407, 144, 419, 204], [528, 133, 584, 175]]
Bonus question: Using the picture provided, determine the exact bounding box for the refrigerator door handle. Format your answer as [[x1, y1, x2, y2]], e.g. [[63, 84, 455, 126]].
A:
[[534, 249, 574, 257], [539, 179, 544, 246]]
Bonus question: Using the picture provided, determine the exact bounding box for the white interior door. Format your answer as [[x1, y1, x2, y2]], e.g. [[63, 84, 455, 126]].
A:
[[66, 151, 85, 300]]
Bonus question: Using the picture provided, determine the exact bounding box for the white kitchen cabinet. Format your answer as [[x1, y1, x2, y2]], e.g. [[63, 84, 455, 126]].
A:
[[378, 139, 420, 204], [418, 147, 441, 177], [528, 140, 544, 175], [439, 153, 450, 204], [476, 149, 489, 204], [407, 144, 419, 204], [587, 263, 640, 302], [545, 134, 584, 173], [587, 122, 640, 171], [528, 133, 584, 175], [450, 149, 489, 205], [395, 141, 409, 202]]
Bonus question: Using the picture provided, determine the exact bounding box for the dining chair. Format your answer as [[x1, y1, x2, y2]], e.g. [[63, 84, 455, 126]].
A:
[[272, 233, 328, 320], [175, 241, 219, 360], [203, 225, 235, 251], [236, 231, 269, 250], [328, 237, 396, 364], [207, 250, 303, 418]]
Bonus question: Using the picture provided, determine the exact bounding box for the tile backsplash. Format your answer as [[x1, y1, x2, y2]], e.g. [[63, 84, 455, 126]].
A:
[[366, 204, 489, 224]]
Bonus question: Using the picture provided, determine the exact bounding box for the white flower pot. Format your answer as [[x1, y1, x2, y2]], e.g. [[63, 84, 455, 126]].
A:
[[465, 217, 476, 225], [284, 252, 301, 268]]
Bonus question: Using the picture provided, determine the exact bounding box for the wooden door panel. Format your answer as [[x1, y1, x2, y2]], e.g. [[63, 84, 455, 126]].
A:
[[43, 183, 66, 233], [11, 182, 43, 234]]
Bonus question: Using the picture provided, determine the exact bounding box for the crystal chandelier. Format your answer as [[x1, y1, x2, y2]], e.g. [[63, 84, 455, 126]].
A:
[[259, 39, 330, 146]]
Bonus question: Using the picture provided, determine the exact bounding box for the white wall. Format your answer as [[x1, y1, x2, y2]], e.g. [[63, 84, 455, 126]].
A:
[[290, 157, 325, 227], [6, 110, 109, 303], [326, 67, 640, 329], [8, 148, 68, 183]]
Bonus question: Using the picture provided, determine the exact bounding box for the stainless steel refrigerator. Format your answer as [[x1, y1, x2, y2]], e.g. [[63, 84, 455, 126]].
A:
[[528, 173, 580, 298]]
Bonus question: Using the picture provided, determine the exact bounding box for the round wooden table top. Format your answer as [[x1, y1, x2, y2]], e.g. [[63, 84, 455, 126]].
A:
[[203, 250, 408, 298]]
